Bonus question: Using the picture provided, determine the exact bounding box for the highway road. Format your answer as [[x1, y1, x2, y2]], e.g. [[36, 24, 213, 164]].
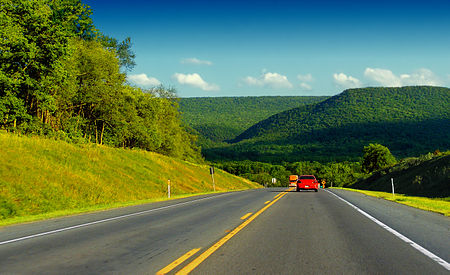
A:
[[0, 188, 449, 274]]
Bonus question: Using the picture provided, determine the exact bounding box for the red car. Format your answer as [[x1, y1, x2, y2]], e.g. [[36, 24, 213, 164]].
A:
[[297, 175, 319, 192]]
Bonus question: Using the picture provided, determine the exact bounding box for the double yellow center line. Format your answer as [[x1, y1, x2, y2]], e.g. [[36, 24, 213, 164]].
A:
[[157, 188, 293, 274], [156, 248, 201, 275]]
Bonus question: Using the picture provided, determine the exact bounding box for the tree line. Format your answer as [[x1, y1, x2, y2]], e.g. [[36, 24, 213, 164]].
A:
[[216, 159, 365, 187], [0, 0, 201, 161], [215, 144, 412, 187]]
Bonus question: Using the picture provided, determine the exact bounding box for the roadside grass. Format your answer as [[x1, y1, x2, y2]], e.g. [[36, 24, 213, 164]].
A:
[[0, 132, 260, 226], [0, 191, 244, 227], [332, 187, 450, 216]]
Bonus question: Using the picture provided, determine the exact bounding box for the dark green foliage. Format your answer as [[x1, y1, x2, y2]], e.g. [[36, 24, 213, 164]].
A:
[[284, 161, 364, 187], [179, 96, 328, 146], [352, 152, 450, 198], [362, 143, 396, 173], [0, 0, 94, 128], [216, 160, 290, 187], [216, 159, 364, 187], [206, 87, 450, 163], [0, 0, 202, 162]]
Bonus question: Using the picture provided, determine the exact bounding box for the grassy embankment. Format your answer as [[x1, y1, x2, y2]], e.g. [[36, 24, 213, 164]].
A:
[[333, 187, 450, 216], [0, 132, 260, 226]]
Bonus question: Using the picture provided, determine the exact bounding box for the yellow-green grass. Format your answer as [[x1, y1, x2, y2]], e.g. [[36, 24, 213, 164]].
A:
[[332, 187, 450, 216], [0, 132, 260, 226]]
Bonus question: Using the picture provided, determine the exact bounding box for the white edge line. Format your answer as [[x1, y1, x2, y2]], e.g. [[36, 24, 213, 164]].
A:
[[326, 190, 450, 271], [0, 193, 230, 246]]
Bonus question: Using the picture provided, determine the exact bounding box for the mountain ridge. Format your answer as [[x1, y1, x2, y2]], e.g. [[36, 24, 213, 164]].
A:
[[204, 86, 450, 163], [233, 86, 450, 143], [179, 96, 328, 145]]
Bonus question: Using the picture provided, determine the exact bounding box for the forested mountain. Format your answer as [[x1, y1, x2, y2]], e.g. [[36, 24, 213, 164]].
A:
[[205, 86, 450, 163], [179, 96, 327, 146]]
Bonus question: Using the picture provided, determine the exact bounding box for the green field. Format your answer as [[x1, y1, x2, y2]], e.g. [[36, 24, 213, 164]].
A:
[[0, 132, 260, 226]]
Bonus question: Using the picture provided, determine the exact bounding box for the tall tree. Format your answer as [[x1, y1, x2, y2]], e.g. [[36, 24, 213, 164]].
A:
[[62, 38, 126, 144], [0, 0, 201, 162], [98, 35, 136, 71], [0, 0, 95, 129], [362, 143, 397, 173]]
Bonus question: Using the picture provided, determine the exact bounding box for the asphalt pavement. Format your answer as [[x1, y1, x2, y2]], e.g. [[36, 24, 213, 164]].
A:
[[0, 188, 448, 274]]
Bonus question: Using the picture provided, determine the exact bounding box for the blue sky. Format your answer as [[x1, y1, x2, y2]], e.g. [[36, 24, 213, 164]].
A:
[[86, 0, 450, 97]]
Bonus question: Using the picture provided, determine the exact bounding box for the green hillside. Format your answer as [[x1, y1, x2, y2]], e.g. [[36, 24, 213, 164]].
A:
[[205, 86, 450, 163], [0, 132, 260, 225], [351, 153, 450, 198], [179, 96, 328, 146]]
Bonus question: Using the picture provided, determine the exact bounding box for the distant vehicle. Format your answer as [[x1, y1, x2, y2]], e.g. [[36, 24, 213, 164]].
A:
[[297, 175, 319, 192], [289, 175, 298, 187]]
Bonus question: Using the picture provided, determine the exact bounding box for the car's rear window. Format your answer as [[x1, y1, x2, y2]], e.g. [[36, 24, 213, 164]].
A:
[[299, 176, 315, 180]]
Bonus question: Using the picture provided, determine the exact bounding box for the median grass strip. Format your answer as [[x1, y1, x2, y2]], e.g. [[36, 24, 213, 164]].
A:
[[333, 187, 450, 216], [0, 132, 260, 226]]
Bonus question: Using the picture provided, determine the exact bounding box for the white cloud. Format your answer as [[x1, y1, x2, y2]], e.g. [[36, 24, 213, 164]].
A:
[[364, 68, 402, 86], [333, 73, 362, 88], [181, 58, 213, 66], [297, 73, 314, 90], [173, 73, 219, 91], [128, 73, 161, 87], [300, 82, 312, 90], [297, 73, 313, 82], [401, 68, 442, 86], [364, 68, 442, 86], [243, 72, 293, 89]]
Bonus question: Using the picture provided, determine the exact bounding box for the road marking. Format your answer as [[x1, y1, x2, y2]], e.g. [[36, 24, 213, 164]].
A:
[[326, 190, 450, 271], [240, 212, 253, 220], [0, 193, 232, 246], [264, 201, 271, 204], [273, 193, 282, 199], [176, 187, 294, 274], [156, 248, 201, 275]]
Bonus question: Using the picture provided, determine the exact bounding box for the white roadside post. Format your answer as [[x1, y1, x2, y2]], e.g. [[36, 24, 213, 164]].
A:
[[168, 179, 171, 199], [391, 178, 395, 199], [272, 178, 276, 187], [210, 167, 215, 192]]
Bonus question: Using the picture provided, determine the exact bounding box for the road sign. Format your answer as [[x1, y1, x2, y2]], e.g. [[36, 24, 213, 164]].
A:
[[272, 178, 276, 184]]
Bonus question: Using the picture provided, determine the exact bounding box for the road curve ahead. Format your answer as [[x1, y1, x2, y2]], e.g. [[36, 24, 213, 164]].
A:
[[0, 188, 448, 274]]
